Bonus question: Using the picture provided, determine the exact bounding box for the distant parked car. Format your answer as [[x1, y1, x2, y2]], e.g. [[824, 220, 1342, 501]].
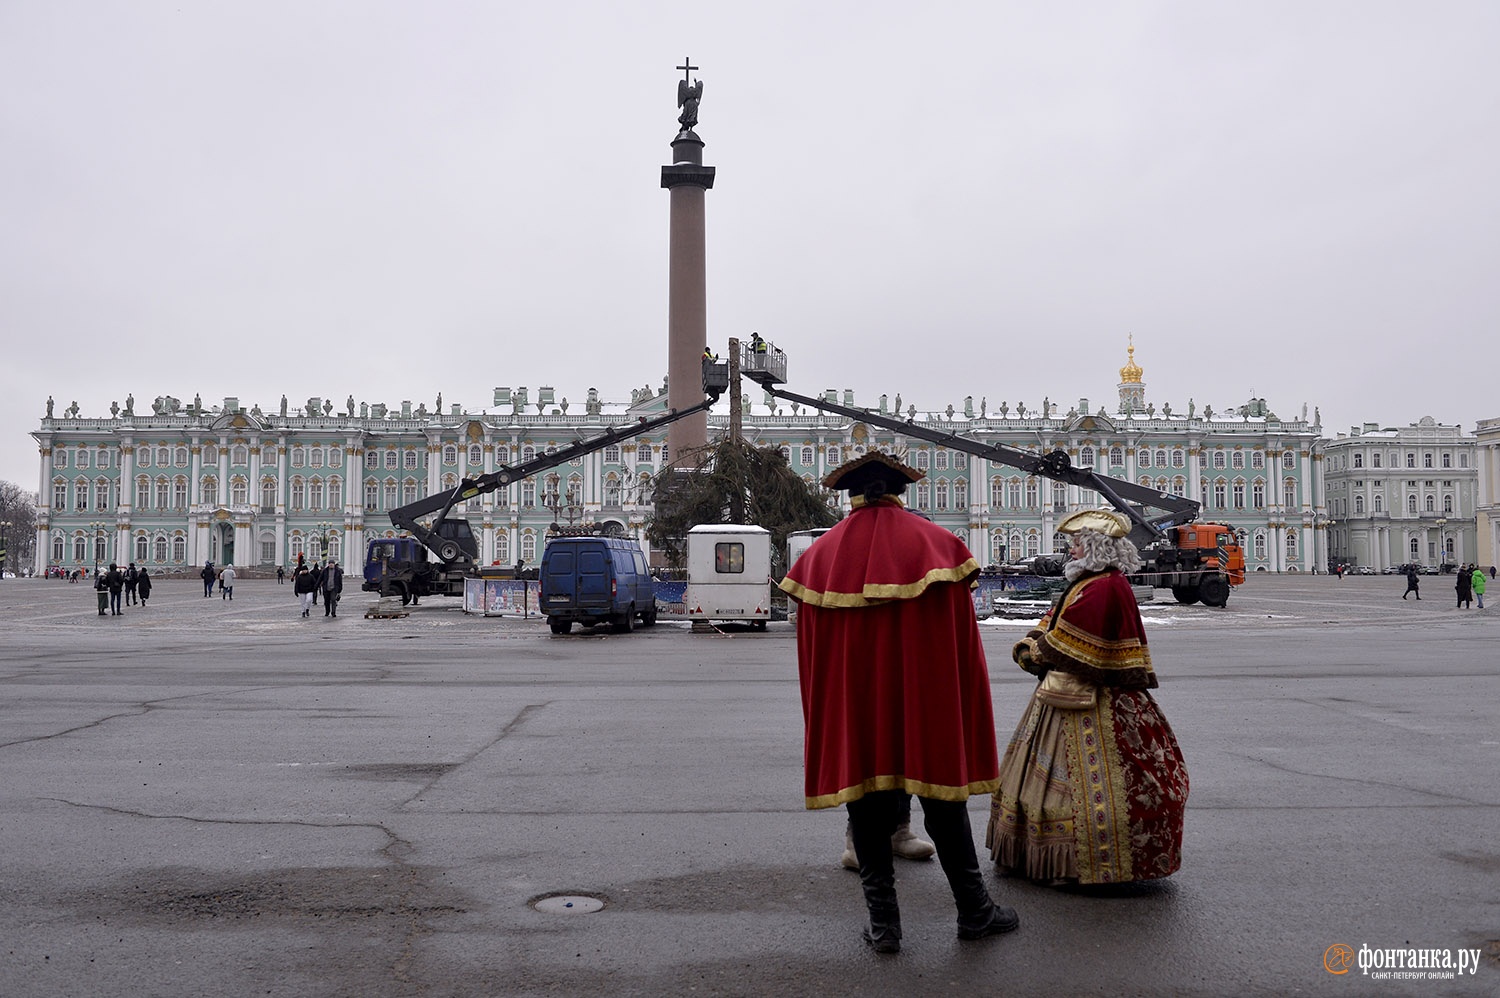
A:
[[1357, 566, 1376, 575]]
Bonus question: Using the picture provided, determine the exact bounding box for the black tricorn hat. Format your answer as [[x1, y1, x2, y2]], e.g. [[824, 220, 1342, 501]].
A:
[[821, 450, 925, 493]]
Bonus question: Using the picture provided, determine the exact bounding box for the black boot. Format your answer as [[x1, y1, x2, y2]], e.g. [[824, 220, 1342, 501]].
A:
[[918, 797, 1020, 940], [848, 792, 903, 954]]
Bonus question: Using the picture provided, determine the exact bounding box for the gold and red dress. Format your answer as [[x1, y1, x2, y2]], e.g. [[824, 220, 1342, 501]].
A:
[[780, 498, 1000, 809], [986, 569, 1188, 883]]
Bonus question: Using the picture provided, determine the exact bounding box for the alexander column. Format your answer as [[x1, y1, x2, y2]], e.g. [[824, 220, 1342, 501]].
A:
[[661, 58, 716, 467]]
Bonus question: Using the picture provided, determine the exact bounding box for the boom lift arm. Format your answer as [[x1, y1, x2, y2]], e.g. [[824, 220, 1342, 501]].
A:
[[738, 346, 1200, 551], [389, 361, 731, 566]]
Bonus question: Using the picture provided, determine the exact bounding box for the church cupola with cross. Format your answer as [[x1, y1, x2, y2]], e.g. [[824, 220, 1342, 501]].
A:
[[1117, 335, 1146, 414]]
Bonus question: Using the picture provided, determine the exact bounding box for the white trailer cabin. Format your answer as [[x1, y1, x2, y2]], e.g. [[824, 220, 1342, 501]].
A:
[[685, 524, 772, 629], [786, 528, 832, 571]]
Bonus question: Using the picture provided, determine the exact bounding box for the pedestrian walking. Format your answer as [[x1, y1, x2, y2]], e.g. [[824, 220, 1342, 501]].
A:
[[201, 561, 215, 597], [1456, 565, 1473, 609], [294, 566, 316, 617], [220, 564, 236, 600], [1402, 564, 1421, 600], [124, 562, 139, 604], [105, 562, 125, 616], [780, 451, 1018, 954], [322, 559, 344, 617], [1473, 567, 1486, 609], [136, 567, 152, 606], [311, 562, 322, 605], [277, 565, 285, 585], [93, 570, 108, 615]]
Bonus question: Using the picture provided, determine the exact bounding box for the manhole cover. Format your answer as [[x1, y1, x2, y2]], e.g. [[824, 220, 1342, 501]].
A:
[[532, 893, 605, 914]]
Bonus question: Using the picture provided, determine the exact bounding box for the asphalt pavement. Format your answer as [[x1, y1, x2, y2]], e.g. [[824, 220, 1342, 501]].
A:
[[0, 572, 1495, 997]]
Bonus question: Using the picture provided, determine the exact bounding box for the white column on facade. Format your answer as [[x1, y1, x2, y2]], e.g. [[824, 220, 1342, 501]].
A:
[[218, 434, 230, 500]]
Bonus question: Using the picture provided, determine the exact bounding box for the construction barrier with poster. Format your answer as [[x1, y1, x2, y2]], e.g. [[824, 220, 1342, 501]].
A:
[[462, 577, 540, 617]]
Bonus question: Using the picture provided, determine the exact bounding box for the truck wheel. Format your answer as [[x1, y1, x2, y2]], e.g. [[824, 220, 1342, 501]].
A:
[[613, 606, 635, 633], [437, 541, 461, 563], [1171, 584, 1200, 605], [752, 619, 768, 631], [1199, 575, 1230, 607], [640, 605, 658, 627], [394, 583, 412, 607], [549, 618, 571, 634]]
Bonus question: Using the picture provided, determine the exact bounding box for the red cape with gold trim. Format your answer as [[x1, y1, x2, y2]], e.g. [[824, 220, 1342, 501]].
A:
[[780, 500, 1000, 809]]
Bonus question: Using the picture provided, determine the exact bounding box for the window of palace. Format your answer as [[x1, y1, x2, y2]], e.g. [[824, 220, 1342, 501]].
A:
[[934, 449, 948, 470], [1109, 447, 1123, 467], [384, 451, 397, 470], [308, 448, 323, 468], [231, 445, 248, 466], [1079, 446, 1094, 468], [954, 479, 968, 507], [603, 445, 620, 463], [1139, 450, 1151, 468], [1232, 451, 1244, 469], [827, 445, 841, 466], [1251, 451, 1264, 469], [1283, 452, 1296, 469], [1212, 451, 1225, 469], [405, 450, 419, 470], [914, 450, 929, 470]]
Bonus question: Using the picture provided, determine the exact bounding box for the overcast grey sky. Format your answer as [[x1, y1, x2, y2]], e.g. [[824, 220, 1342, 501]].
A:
[[4, 1, 1498, 489]]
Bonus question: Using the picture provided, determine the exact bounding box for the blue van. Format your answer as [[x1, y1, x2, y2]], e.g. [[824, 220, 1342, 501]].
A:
[[540, 537, 658, 634]]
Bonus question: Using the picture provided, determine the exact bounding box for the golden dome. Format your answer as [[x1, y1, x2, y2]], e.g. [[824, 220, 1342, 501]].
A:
[[1119, 336, 1143, 384]]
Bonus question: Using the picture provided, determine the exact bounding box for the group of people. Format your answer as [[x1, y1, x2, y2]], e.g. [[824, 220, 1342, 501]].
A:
[[292, 558, 344, 617], [780, 451, 1188, 954], [199, 561, 236, 599], [93, 561, 153, 615], [1454, 564, 1487, 609]]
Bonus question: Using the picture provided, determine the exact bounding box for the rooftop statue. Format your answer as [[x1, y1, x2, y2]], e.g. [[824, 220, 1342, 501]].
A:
[[676, 58, 703, 132], [46, 395, 54, 418]]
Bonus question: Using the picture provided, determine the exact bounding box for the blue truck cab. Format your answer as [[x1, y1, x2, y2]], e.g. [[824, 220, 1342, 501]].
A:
[[540, 536, 657, 634]]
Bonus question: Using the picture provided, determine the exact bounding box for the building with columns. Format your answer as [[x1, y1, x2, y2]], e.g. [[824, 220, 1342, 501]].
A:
[[1472, 417, 1500, 571], [1323, 417, 1478, 570], [29, 347, 1334, 577]]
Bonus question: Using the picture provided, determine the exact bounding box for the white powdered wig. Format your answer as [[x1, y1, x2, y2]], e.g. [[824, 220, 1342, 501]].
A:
[[1064, 528, 1144, 581]]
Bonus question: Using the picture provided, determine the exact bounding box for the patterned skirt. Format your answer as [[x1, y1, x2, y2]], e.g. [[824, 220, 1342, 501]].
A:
[[986, 687, 1188, 884]]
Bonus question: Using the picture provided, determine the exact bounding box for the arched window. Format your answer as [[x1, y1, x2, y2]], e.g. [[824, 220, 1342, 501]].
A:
[[827, 445, 841, 466], [992, 533, 1007, 563], [1232, 451, 1245, 469], [291, 447, 305, 468], [155, 534, 170, 562], [1007, 479, 1022, 508], [1407, 494, 1418, 514], [308, 478, 325, 509], [290, 478, 305, 511], [1052, 482, 1067, 512], [1212, 451, 1226, 469], [155, 478, 170, 508], [1109, 447, 1124, 467], [262, 479, 277, 509], [96, 479, 110, 511], [135, 534, 149, 561], [991, 478, 1004, 507], [1139, 450, 1152, 469], [495, 531, 509, 564], [176, 447, 189, 466], [934, 449, 947, 470], [365, 450, 379, 469], [384, 450, 398, 469], [521, 530, 537, 563], [934, 481, 949, 510], [290, 534, 305, 560], [1284, 451, 1297, 469], [1172, 449, 1185, 468], [468, 445, 483, 466], [953, 479, 968, 508], [330, 447, 343, 466], [1213, 480, 1227, 508], [914, 482, 930, 509], [1252, 480, 1265, 508], [1025, 479, 1039, 507], [73, 534, 88, 563], [309, 447, 324, 468], [1155, 449, 1167, 467], [1253, 531, 1267, 560], [1444, 494, 1454, 513], [365, 481, 379, 510], [1172, 477, 1187, 497], [799, 446, 814, 466], [231, 445, 248, 466], [1233, 481, 1245, 509], [1373, 493, 1383, 513], [402, 478, 419, 504], [914, 450, 930, 470], [1424, 494, 1435, 512], [202, 477, 218, 506], [172, 534, 186, 562], [1079, 446, 1095, 468], [1283, 479, 1297, 508], [404, 450, 419, 470], [636, 443, 651, 463], [230, 477, 248, 505], [1354, 495, 1365, 514], [156, 446, 169, 467], [1286, 530, 1298, 559], [1026, 532, 1040, 557], [605, 475, 621, 507]]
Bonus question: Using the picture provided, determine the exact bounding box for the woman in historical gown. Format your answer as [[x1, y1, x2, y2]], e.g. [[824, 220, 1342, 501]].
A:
[[986, 509, 1189, 885]]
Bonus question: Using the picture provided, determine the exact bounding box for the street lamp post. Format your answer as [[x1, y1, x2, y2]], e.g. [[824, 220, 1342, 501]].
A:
[[89, 520, 107, 576], [1435, 516, 1448, 570], [317, 521, 332, 561]]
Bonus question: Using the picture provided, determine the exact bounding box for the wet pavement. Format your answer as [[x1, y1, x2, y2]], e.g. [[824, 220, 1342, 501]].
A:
[[0, 573, 1496, 996]]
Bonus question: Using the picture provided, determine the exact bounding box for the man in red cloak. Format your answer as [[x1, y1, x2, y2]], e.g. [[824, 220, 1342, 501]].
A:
[[780, 451, 1020, 954]]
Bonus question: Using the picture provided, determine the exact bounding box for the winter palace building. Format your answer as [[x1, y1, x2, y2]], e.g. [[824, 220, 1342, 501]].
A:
[[33, 346, 1445, 578]]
